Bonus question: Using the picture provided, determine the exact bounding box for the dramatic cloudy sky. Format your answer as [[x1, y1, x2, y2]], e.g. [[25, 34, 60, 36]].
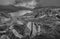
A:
[[0, 0, 60, 6], [39, 0, 60, 6], [0, 0, 15, 5]]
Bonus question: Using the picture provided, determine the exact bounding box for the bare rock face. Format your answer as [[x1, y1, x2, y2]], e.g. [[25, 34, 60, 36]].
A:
[[0, 0, 60, 39]]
